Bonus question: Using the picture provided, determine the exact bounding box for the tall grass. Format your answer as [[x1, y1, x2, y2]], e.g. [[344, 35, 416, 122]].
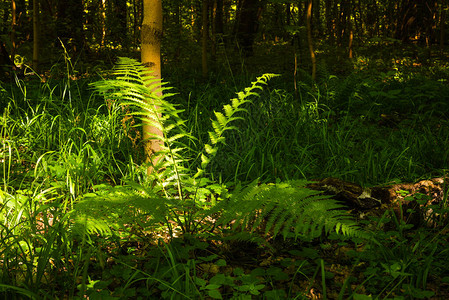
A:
[[0, 57, 449, 298], [176, 71, 449, 185], [0, 63, 141, 297]]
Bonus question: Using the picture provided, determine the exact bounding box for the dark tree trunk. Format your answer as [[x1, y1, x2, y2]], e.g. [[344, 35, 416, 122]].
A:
[[215, 0, 224, 35], [211, 0, 224, 57], [56, 0, 85, 53], [202, 0, 208, 77], [337, 0, 350, 46], [365, 0, 378, 38], [325, 0, 333, 44], [0, 42, 15, 77], [235, 0, 261, 56], [113, 0, 128, 48], [33, 0, 40, 72], [440, 1, 446, 53], [307, 0, 316, 81]]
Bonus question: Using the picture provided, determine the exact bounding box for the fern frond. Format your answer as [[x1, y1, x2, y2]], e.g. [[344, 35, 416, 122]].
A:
[[215, 180, 365, 240], [195, 74, 280, 178], [91, 57, 194, 196], [70, 185, 170, 236]]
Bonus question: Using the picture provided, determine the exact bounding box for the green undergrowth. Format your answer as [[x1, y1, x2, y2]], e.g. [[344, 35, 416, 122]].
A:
[[0, 56, 449, 298], [171, 66, 449, 185]]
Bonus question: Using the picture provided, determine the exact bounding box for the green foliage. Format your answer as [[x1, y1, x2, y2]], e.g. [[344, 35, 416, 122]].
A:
[[3, 53, 449, 298], [215, 180, 363, 240], [74, 57, 364, 243], [195, 73, 279, 178], [91, 57, 191, 191]]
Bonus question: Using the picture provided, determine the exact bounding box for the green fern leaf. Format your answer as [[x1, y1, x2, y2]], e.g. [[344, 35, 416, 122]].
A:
[[216, 180, 364, 240], [215, 112, 228, 127]]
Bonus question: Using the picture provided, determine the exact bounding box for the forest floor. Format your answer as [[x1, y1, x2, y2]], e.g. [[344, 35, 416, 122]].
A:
[[1, 42, 449, 299]]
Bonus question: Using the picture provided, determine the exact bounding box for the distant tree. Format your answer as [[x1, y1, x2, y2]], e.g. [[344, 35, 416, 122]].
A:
[[211, 0, 224, 58], [84, 0, 106, 49], [202, 0, 209, 77], [131, 0, 143, 48], [348, 0, 353, 59], [235, 0, 261, 56], [141, 0, 163, 173], [395, 0, 438, 44], [107, 0, 128, 49], [440, 0, 447, 53], [324, 0, 333, 44], [213, 0, 224, 38], [33, 0, 39, 72], [56, 0, 84, 52], [365, 0, 380, 38], [11, 0, 17, 67], [306, 0, 316, 81]]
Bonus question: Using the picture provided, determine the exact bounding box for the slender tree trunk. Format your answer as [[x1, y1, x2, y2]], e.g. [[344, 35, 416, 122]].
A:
[[202, 0, 209, 78], [348, 0, 353, 59], [313, 0, 321, 36], [56, 0, 84, 53], [353, 0, 361, 35], [306, 0, 316, 81], [11, 0, 16, 68], [441, 1, 447, 54], [33, 0, 39, 72], [235, 0, 260, 56], [211, 0, 217, 57], [212, 0, 224, 53], [173, 0, 182, 59], [348, 25, 353, 58], [113, 0, 128, 49], [325, 0, 333, 44], [101, 0, 106, 47], [215, 0, 224, 35], [141, 0, 163, 174]]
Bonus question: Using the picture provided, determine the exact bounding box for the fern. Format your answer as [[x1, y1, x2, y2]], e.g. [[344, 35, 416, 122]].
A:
[[195, 73, 279, 178], [214, 180, 365, 239], [70, 185, 172, 236], [91, 57, 191, 196], [73, 58, 366, 242]]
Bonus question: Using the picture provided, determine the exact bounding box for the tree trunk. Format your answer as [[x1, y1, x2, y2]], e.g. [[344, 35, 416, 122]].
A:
[[56, 0, 84, 53], [101, 0, 106, 47], [235, 0, 260, 56], [441, 1, 447, 54], [325, 0, 333, 44], [33, 0, 39, 72], [313, 0, 321, 36], [141, 0, 163, 174], [202, 0, 209, 78], [348, 0, 353, 59], [306, 0, 316, 81], [11, 0, 17, 68], [113, 0, 128, 49], [214, 0, 224, 34]]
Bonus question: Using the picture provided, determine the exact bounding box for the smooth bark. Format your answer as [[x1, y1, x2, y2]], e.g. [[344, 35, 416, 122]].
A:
[[141, 0, 163, 174]]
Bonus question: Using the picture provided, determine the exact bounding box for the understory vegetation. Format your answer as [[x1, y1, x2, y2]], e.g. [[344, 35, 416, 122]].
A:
[[1, 49, 449, 299]]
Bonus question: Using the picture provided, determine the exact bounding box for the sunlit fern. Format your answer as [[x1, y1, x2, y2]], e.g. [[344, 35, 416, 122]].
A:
[[91, 57, 191, 197], [213, 180, 365, 239], [194, 73, 279, 178], [72, 58, 365, 241]]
